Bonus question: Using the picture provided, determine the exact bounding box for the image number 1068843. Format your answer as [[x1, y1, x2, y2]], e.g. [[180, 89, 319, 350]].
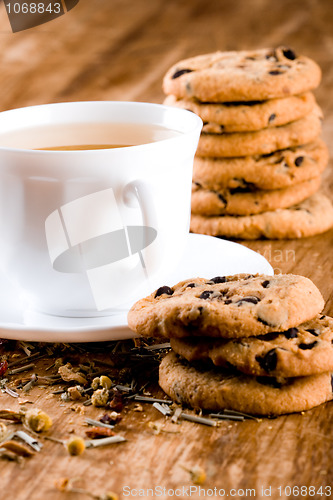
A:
[[4, 0, 80, 33]]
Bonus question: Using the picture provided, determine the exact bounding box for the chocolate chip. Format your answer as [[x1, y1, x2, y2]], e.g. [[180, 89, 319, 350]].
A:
[[306, 329, 320, 336], [256, 349, 278, 372], [199, 290, 214, 300], [299, 341, 318, 350], [261, 152, 275, 158], [218, 193, 227, 206], [257, 317, 271, 326], [256, 376, 281, 388], [186, 283, 196, 288], [155, 286, 173, 298], [244, 100, 262, 106], [237, 296, 260, 305], [320, 315, 326, 320], [231, 178, 258, 191], [172, 68, 193, 79], [229, 183, 257, 194], [283, 327, 298, 339], [294, 156, 304, 167], [268, 113, 276, 123], [282, 48, 297, 60], [224, 100, 262, 107], [258, 332, 280, 341], [269, 70, 284, 75], [224, 299, 233, 305], [261, 280, 270, 288], [210, 276, 228, 283]]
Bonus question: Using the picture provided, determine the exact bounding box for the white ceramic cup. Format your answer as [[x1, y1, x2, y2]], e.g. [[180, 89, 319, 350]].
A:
[[0, 101, 202, 317]]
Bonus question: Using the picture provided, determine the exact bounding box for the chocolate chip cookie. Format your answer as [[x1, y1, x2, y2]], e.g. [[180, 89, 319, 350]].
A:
[[191, 177, 320, 216], [163, 47, 321, 102], [170, 315, 333, 378], [159, 351, 333, 416], [196, 108, 322, 158], [190, 193, 333, 239], [193, 139, 328, 191], [127, 274, 324, 339], [164, 92, 316, 132]]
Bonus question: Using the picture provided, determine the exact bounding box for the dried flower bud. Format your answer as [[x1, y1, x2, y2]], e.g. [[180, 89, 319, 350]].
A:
[[65, 436, 86, 456], [24, 408, 53, 433], [148, 421, 162, 435], [188, 465, 206, 485], [54, 477, 70, 492], [91, 377, 101, 390], [99, 375, 112, 390], [91, 388, 109, 407]]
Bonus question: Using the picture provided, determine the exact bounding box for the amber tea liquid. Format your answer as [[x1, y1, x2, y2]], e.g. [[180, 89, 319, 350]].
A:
[[0, 122, 180, 150]]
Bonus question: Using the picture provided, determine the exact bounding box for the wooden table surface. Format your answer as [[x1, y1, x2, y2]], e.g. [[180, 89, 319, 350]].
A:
[[1, 1, 333, 499]]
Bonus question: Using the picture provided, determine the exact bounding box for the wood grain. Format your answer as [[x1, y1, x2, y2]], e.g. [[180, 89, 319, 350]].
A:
[[1, 0, 333, 498]]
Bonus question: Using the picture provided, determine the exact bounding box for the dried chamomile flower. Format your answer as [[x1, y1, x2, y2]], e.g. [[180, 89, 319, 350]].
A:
[[91, 388, 109, 407], [54, 477, 71, 492], [148, 421, 163, 435], [91, 377, 101, 390], [188, 465, 206, 485], [24, 408, 53, 432], [65, 436, 86, 456], [99, 375, 112, 390]]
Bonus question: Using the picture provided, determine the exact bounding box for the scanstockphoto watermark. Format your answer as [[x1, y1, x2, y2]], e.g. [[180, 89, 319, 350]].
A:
[[122, 485, 332, 497], [122, 485, 257, 497], [2, 0, 80, 32]]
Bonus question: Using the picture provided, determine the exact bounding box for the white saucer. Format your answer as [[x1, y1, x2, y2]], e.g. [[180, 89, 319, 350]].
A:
[[0, 234, 273, 342]]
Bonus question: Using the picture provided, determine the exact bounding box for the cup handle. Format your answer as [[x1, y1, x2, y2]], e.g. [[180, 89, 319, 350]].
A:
[[122, 180, 159, 276], [123, 180, 157, 232]]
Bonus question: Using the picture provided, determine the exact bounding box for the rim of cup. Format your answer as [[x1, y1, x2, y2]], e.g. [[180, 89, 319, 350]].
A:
[[0, 100, 203, 154]]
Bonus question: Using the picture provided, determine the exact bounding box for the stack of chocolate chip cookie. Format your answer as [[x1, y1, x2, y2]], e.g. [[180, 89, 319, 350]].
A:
[[128, 274, 333, 416], [163, 47, 333, 239]]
